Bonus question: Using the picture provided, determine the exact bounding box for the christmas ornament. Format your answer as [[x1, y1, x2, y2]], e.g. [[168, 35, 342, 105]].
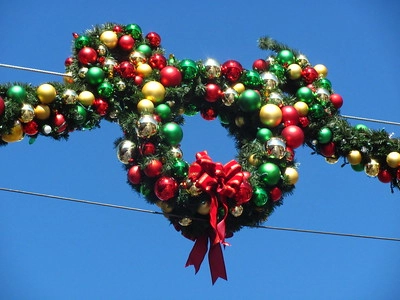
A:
[[118, 35, 135, 51], [1, 121, 24, 143], [78, 47, 98, 65], [154, 176, 179, 201], [258, 162, 281, 186], [0, 97, 4, 116], [203, 58, 221, 79], [78, 91, 95, 106], [281, 125, 304, 149], [365, 159, 380, 177], [386, 152, 400, 168], [238, 89, 261, 112], [266, 138, 286, 159], [37, 84, 56, 104], [221, 60, 243, 82], [259, 103, 282, 127], [117, 140, 136, 164], [178, 59, 199, 80], [142, 81, 166, 103], [160, 66, 182, 87], [62, 89, 78, 104], [99, 30, 118, 49], [19, 103, 35, 123], [137, 114, 158, 138], [34, 104, 51, 120], [160, 122, 183, 146], [347, 150, 362, 165]]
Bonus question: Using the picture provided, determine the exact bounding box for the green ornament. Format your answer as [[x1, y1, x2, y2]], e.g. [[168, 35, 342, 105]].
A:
[[125, 24, 142, 39], [316, 78, 332, 91], [136, 44, 152, 57], [355, 124, 369, 131], [7, 85, 27, 102], [252, 187, 269, 206], [296, 87, 314, 104], [258, 162, 281, 186], [276, 50, 295, 65], [309, 103, 325, 118], [155, 104, 171, 120], [74, 105, 87, 125], [161, 122, 183, 146], [238, 89, 261, 112], [268, 64, 285, 79], [172, 159, 189, 178], [178, 59, 199, 81], [75, 36, 90, 49], [97, 82, 114, 98], [86, 67, 105, 85], [351, 163, 364, 172], [256, 128, 273, 143], [242, 70, 262, 88], [317, 127, 333, 144]]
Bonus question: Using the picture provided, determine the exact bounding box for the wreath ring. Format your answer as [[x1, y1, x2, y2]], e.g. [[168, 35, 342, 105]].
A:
[[1, 23, 399, 283]]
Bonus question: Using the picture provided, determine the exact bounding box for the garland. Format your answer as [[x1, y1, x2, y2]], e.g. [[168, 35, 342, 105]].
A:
[[1, 23, 399, 283]]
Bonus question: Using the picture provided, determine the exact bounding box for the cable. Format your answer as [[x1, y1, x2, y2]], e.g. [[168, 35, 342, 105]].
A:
[[342, 115, 400, 127], [1, 187, 399, 242], [0, 63, 70, 77]]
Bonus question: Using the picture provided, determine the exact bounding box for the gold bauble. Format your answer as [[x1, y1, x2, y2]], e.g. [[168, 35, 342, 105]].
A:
[[137, 99, 155, 114], [197, 201, 211, 215], [230, 205, 243, 217], [136, 63, 153, 78], [34, 104, 51, 120], [178, 217, 192, 227], [284, 167, 299, 185], [347, 150, 362, 165], [63, 72, 74, 84], [325, 156, 339, 164], [78, 91, 95, 106], [386, 152, 400, 168], [293, 101, 309, 116], [313, 64, 328, 78], [248, 154, 261, 166], [129, 51, 147, 66], [235, 116, 245, 127], [19, 103, 35, 123], [156, 200, 174, 214], [142, 81, 166, 103], [364, 159, 380, 177], [37, 83, 56, 104], [232, 83, 245, 94], [287, 64, 302, 80], [99, 30, 118, 49], [1, 121, 24, 143], [259, 104, 282, 127]]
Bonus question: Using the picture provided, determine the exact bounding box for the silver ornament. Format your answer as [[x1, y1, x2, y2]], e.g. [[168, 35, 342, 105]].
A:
[[222, 87, 238, 106], [178, 217, 192, 226], [116, 80, 126, 91], [260, 72, 279, 90], [315, 88, 330, 103], [203, 58, 221, 79], [266, 137, 286, 159], [62, 89, 78, 104], [19, 103, 35, 123], [129, 51, 146, 65], [78, 67, 88, 78], [116, 140, 136, 164], [296, 54, 309, 67], [97, 45, 107, 56], [230, 205, 243, 217], [137, 114, 158, 138]]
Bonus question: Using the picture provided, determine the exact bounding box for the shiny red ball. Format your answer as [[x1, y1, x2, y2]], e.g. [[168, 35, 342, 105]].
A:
[[281, 125, 304, 149], [252, 59, 268, 72], [270, 187, 282, 202], [134, 75, 143, 86], [154, 176, 178, 201], [319, 142, 336, 157], [140, 142, 156, 156], [205, 83, 222, 102], [235, 181, 253, 205], [221, 60, 243, 82], [160, 66, 182, 87], [23, 120, 39, 135], [113, 25, 123, 33], [118, 35, 135, 51], [128, 165, 142, 185], [117, 61, 136, 78], [378, 169, 392, 183], [301, 66, 319, 84], [145, 32, 161, 47], [93, 98, 109, 116], [286, 147, 295, 161], [144, 159, 163, 177], [200, 107, 218, 121], [298, 116, 310, 127], [78, 47, 98, 65], [330, 93, 343, 109], [53, 113, 67, 133], [149, 54, 167, 70], [64, 57, 73, 66], [0, 96, 4, 115], [281, 105, 299, 126]]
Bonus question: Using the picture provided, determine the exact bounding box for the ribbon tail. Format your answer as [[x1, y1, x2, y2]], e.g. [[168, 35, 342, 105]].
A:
[[209, 242, 227, 284], [185, 234, 208, 274]]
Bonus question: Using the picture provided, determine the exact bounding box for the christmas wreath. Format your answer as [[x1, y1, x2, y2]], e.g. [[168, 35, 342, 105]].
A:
[[1, 23, 399, 283]]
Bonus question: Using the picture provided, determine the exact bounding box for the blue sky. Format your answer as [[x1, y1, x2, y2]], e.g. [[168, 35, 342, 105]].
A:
[[1, 1, 400, 299]]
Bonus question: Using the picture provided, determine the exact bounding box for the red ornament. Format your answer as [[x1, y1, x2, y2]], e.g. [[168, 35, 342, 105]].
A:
[[0, 96, 5, 115], [298, 116, 310, 127], [286, 147, 295, 162], [77, 47, 98, 65], [149, 54, 167, 70], [378, 169, 392, 183], [200, 107, 217, 121], [128, 165, 142, 185], [160, 66, 182, 87], [281, 125, 304, 149], [72, 32, 79, 39], [134, 75, 144, 86], [116, 61, 136, 78], [93, 98, 109, 116], [205, 83, 222, 102], [118, 35, 135, 51], [145, 32, 161, 47], [252, 59, 268, 72], [154, 176, 178, 201], [330, 93, 343, 109], [144, 159, 163, 177], [301, 66, 319, 84], [319, 142, 336, 157], [281, 105, 299, 126], [235, 181, 253, 205], [140, 142, 156, 156], [270, 187, 282, 202], [113, 25, 123, 33], [23, 120, 39, 135], [53, 113, 67, 133], [221, 60, 243, 82], [64, 57, 73, 66]]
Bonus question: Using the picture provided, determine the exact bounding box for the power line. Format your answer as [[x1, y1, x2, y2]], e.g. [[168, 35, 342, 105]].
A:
[[1, 187, 399, 243], [342, 115, 400, 127]]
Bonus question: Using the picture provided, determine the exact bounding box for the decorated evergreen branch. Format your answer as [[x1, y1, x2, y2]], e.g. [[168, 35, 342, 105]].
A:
[[1, 23, 399, 283]]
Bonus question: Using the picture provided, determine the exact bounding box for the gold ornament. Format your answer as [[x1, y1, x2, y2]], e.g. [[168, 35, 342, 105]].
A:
[[347, 150, 362, 165], [136, 63, 153, 78], [182, 179, 202, 196], [197, 201, 211, 215], [137, 99, 155, 114], [178, 217, 192, 227], [2, 121, 24, 143], [386, 152, 400, 168], [37, 83, 56, 104], [156, 200, 174, 214], [78, 91, 95, 106], [99, 30, 118, 49], [230, 205, 243, 217], [284, 167, 299, 185], [325, 156, 339, 164], [63, 72, 74, 84], [293, 101, 309, 116], [287, 63, 302, 80], [259, 104, 282, 127], [235, 116, 245, 127], [248, 154, 261, 166], [268, 92, 284, 106], [129, 51, 146, 65], [232, 83, 245, 94], [62, 89, 78, 104], [142, 81, 166, 103], [34, 104, 51, 120], [19, 103, 35, 123], [313, 64, 328, 78], [364, 159, 380, 177]]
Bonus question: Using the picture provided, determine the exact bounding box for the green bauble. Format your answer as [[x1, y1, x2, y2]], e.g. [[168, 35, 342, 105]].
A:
[[258, 162, 281, 186], [155, 104, 171, 120], [75, 105, 87, 125], [296, 87, 314, 103], [172, 159, 189, 178], [238, 89, 261, 112], [355, 124, 369, 131], [256, 128, 273, 143], [178, 59, 198, 81], [7, 85, 27, 102], [316, 78, 332, 91], [75, 35, 90, 49], [276, 50, 295, 65], [86, 67, 105, 85], [351, 163, 364, 172], [309, 103, 325, 118], [97, 82, 114, 98], [136, 44, 152, 57], [317, 127, 333, 144], [252, 187, 269, 206], [125, 24, 142, 39], [242, 70, 262, 88], [268, 64, 285, 79], [161, 122, 183, 146]]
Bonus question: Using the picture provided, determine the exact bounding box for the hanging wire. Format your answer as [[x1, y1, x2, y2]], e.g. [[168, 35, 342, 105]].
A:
[[342, 115, 400, 127], [1, 187, 399, 242]]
